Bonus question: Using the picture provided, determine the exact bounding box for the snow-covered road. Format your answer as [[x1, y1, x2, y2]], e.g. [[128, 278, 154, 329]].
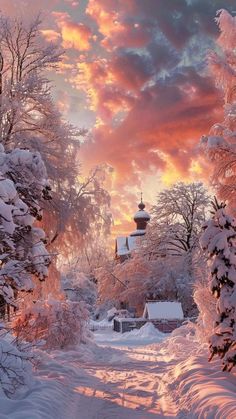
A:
[[28, 325, 183, 419], [1, 323, 236, 418], [65, 344, 180, 418]]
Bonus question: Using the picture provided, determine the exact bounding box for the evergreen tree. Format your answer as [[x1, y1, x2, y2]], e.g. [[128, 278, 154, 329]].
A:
[[201, 198, 236, 371]]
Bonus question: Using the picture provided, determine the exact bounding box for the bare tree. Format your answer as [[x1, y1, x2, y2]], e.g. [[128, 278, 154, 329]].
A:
[[144, 182, 210, 259]]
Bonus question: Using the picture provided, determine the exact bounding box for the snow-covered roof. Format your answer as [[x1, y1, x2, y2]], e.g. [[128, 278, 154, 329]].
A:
[[134, 210, 150, 220], [116, 236, 137, 256], [143, 301, 184, 320]]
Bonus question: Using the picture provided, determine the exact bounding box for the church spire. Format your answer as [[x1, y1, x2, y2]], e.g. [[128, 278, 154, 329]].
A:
[[138, 191, 145, 211], [130, 193, 150, 237]]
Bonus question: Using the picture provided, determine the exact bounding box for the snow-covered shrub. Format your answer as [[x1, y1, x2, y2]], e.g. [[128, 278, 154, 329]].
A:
[[62, 270, 97, 311], [201, 198, 236, 371], [0, 329, 33, 397], [14, 298, 89, 350], [94, 300, 118, 321]]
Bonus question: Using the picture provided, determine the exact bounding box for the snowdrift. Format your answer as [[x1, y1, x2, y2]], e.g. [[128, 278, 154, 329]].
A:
[[154, 324, 236, 418], [95, 321, 166, 346]]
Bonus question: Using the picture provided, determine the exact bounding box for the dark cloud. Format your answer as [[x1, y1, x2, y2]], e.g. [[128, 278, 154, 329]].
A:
[[111, 50, 154, 90], [134, 0, 235, 48], [148, 40, 180, 73]]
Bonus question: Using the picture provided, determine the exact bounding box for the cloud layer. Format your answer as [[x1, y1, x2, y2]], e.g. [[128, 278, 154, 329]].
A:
[[2, 0, 235, 237]]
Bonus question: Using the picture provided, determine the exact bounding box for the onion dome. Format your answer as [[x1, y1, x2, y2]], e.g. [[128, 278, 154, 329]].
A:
[[130, 193, 150, 237]]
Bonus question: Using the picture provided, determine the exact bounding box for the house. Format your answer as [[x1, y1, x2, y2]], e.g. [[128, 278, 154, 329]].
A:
[[115, 194, 150, 261], [113, 301, 184, 333], [143, 301, 184, 333]]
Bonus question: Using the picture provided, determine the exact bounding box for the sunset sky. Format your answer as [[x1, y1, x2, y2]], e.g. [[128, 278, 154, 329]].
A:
[[2, 0, 235, 237]]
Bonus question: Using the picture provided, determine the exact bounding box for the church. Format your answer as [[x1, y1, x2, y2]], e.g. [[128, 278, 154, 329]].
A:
[[115, 195, 150, 262]]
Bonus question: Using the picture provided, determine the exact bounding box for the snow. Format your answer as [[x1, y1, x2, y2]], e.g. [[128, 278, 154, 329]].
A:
[[133, 210, 150, 220], [0, 324, 236, 418], [202, 135, 227, 149], [156, 324, 236, 418], [143, 301, 184, 320], [107, 307, 118, 318], [116, 235, 137, 256], [95, 322, 166, 347]]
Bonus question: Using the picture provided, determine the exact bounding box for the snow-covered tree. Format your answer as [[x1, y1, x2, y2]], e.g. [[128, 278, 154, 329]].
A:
[[0, 14, 64, 146], [53, 165, 112, 262], [0, 144, 50, 310], [130, 182, 210, 316], [0, 330, 33, 396], [95, 255, 150, 314], [70, 237, 111, 279], [0, 13, 112, 274], [201, 10, 236, 210], [146, 182, 210, 259], [0, 143, 52, 395], [14, 296, 89, 350], [192, 246, 216, 341], [201, 198, 236, 371], [62, 270, 97, 311], [96, 183, 209, 317]]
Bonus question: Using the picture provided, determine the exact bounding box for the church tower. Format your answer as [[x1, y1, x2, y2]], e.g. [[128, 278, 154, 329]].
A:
[[115, 193, 150, 261], [130, 193, 150, 237]]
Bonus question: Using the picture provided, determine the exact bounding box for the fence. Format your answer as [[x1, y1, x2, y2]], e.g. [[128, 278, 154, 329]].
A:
[[89, 321, 114, 332], [113, 317, 187, 333]]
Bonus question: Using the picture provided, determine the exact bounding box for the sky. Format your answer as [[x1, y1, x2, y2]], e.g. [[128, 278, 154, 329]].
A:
[[1, 0, 235, 238]]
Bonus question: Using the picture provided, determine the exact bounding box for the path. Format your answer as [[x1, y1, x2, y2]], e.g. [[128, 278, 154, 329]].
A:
[[69, 346, 180, 418], [35, 330, 188, 419], [1, 326, 235, 418]]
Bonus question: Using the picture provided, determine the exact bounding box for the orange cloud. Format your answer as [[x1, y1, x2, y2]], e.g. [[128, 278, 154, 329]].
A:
[[86, 1, 122, 38], [72, 60, 135, 119], [79, 69, 222, 200], [86, 0, 151, 50], [61, 21, 92, 51], [53, 11, 93, 51]]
